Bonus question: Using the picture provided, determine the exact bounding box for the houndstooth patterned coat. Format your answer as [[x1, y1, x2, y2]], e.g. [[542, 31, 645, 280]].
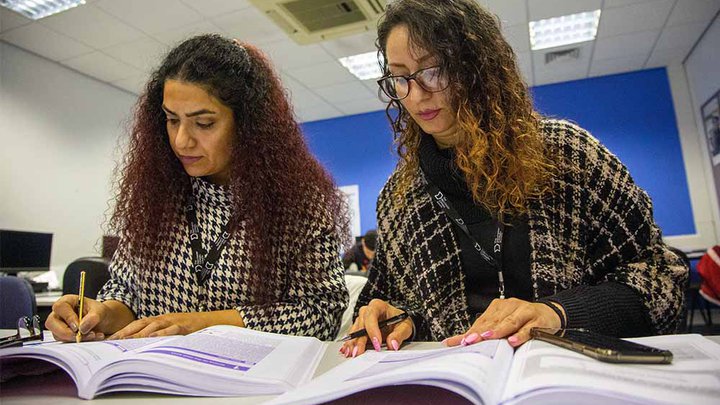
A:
[[355, 119, 687, 341], [98, 177, 348, 340]]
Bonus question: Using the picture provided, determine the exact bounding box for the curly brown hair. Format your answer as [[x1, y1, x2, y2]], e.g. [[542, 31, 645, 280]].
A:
[[377, 0, 556, 220], [110, 34, 349, 301]]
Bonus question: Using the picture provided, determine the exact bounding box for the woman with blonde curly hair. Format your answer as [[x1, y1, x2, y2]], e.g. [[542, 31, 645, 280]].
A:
[[45, 34, 349, 342], [342, 0, 686, 357]]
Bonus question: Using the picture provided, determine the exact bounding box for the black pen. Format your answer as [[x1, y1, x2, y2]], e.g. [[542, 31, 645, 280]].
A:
[[336, 312, 409, 342]]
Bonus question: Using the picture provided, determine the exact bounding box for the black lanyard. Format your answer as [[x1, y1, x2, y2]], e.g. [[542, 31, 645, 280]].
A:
[[184, 198, 231, 285], [420, 170, 506, 299]]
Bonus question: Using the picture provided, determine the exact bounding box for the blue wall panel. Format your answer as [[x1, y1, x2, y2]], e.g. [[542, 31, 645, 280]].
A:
[[302, 67, 695, 236]]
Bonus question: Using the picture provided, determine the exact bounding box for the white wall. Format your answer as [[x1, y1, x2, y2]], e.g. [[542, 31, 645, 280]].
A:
[[0, 42, 136, 278], [681, 13, 720, 246]]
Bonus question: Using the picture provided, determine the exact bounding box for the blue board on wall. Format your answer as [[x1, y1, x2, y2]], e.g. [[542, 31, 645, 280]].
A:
[[302, 67, 695, 237]]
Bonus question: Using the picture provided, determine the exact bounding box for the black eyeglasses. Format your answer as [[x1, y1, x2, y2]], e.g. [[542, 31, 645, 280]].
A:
[[377, 66, 449, 101], [0, 315, 44, 349]]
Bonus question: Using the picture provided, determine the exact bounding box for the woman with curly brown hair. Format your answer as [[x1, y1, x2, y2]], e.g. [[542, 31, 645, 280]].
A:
[[341, 0, 686, 357], [45, 34, 349, 342]]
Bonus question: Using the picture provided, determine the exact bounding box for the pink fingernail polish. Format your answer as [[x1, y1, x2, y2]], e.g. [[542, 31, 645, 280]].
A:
[[481, 330, 493, 339], [508, 336, 519, 344], [464, 333, 479, 345], [391, 339, 399, 351], [352, 346, 359, 358], [372, 337, 381, 352], [460, 337, 467, 346]]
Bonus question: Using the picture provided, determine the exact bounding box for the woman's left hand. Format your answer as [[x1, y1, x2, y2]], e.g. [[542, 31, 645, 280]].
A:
[[444, 298, 564, 348], [108, 313, 208, 340]]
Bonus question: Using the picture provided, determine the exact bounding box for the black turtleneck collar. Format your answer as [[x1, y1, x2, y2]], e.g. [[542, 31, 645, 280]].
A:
[[418, 132, 471, 199]]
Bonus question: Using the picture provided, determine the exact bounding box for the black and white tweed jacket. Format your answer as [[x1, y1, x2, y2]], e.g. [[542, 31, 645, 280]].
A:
[[98, 177, 348, 341], [355, 119, 687, 341]]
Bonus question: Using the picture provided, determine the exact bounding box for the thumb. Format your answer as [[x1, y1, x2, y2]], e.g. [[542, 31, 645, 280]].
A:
[[385, 319, 413, 351]]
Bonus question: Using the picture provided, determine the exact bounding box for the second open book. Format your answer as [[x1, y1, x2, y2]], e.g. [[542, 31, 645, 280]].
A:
[[271, 333, 720, 405]]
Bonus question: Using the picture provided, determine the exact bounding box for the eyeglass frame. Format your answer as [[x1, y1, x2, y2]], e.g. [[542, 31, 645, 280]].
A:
[[377, 65, 450, 101], [0, 315, 44, 349]]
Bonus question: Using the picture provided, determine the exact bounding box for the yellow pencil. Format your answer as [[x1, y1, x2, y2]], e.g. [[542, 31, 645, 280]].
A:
[[76, 271, 86, 344]]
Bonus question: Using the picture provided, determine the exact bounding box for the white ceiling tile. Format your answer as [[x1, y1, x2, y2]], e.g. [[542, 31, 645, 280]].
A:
[[0, 7, 32, 33], [335, 97, 387, 116], [515, 51, 534, 86], [40, 4, 145, 49], [287, 61, 358, 88], [0, 23, 92, 61], [533, 42, 593, 85], [480, 0, 528, 27], [667, 0, 720, 26], [528, 0, 602, 21], [361, 79, 387, 102], [112, 73, 150, 95], [96, 0, 203, 35], [180, 0, 252, 18], [263, 39, 334, 70], [655, 21, 709, 50], [212, 7, 287, 46], [153, 20, 226, 46], [589, 54, 646, 77], [593, 30, 657, 60], [597, 0, 674, 38], [61, 51, 142, 82], [645, 46, 688, 68], [320, 30, 377, 59], [295, 101, 342, 123], [503, 23, 531, 53], [279, 73, 310, 99], [604, 0, 669, 8], [314, 81, 375, 104], [103, 37, 168, 72], [287, 88, 326, 108]]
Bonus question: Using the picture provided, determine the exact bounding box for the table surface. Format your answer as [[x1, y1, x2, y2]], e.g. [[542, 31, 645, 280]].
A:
[[1, 332, 718, 405], [35, 291, 62, 307]]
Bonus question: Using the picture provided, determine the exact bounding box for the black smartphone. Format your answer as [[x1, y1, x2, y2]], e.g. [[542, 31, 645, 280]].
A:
[[530, 327, 673, 364]]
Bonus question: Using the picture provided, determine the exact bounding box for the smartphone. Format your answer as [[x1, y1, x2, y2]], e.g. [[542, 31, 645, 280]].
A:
[[530, 327, 673, 364]]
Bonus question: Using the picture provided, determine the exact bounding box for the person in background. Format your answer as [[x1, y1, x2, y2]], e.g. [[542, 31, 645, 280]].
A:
[[342, 0, 686, 357], [343, 229, 377, 272], [46, 34, 349, 342]]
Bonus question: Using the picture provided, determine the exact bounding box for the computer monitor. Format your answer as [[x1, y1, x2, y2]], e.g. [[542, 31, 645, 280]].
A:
[[0, 230, 53, 275]]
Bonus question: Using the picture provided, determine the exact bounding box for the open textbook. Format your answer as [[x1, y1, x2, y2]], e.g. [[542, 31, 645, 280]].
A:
[[0, 325, 325, 400], [272, 334, 720, 405]]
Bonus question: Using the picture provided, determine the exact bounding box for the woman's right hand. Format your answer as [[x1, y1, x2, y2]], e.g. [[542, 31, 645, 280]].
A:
[[45, 295, 110, 342], [340, 299, 414, 358]]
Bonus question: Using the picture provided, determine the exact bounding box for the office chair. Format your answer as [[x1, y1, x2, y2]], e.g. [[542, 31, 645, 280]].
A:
[[0, 276, 37, 329], [62, 257, 111, 299]]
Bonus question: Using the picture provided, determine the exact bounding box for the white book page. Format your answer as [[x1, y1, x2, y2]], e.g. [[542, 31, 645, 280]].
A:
[[270, 339, 515, 405], [501, 334, 720, 405], [96, 325, 324, 397], [0, 336, 166, 391]]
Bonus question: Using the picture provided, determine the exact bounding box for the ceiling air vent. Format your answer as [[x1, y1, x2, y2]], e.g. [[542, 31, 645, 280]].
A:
[[250, 0, 386, 44], [544, 47, 580, 64]]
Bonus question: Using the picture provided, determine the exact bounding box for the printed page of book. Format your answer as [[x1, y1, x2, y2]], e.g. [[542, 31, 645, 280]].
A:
[[500, 334, 720, 405], [0, 335, 169, 398], [90, 325, 325, 398], [269, 339, 515, 405]]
